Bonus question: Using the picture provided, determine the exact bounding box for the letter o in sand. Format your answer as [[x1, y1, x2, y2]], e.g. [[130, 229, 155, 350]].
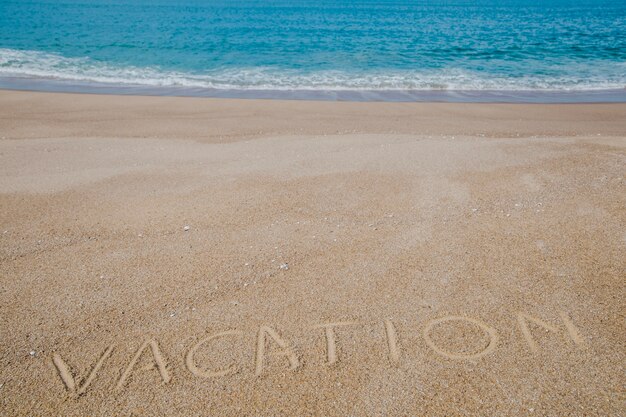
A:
[[423, 316, 498, 360]]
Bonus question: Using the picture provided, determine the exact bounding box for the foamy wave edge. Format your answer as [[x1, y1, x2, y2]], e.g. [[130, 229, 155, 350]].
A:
[[1, 48, 625, 92]]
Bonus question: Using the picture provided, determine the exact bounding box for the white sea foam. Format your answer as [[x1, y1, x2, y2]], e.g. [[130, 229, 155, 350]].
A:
[[1, 48, 624, 92]]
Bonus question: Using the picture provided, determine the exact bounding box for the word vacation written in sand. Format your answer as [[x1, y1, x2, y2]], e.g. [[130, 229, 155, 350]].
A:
[[52, 310, 587, 396]]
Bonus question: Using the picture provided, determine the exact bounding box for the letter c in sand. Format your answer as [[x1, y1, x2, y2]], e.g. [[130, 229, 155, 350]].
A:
[[186, 330, 243, 378]]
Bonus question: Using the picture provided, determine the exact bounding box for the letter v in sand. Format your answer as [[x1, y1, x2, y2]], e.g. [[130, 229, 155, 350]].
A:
[[53, 345, 114, 396]]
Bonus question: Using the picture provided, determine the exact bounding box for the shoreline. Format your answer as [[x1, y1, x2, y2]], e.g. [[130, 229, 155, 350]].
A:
[[1, 77, 625, 103], [2, 90, 626, 144]]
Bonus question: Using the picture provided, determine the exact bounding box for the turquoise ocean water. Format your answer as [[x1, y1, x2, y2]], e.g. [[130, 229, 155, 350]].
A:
[[0, 0, 625, 101]]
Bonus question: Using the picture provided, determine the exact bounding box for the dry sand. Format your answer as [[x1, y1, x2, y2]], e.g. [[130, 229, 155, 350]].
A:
[[0, 90, 625, 416]]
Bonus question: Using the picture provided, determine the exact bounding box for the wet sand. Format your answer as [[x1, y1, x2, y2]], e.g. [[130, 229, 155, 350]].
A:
[[0, 90, 625, 416]]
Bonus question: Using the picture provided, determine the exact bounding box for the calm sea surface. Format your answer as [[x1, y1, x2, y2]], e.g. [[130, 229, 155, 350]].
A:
[[1, 0, 625, 101]]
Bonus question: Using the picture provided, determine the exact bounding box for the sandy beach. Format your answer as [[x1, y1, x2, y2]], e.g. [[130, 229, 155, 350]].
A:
[[0, 90, 624, 416]]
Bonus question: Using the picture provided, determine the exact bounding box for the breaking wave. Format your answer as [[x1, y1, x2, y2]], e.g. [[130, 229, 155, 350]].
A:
[[1, 49, 625, 93]]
